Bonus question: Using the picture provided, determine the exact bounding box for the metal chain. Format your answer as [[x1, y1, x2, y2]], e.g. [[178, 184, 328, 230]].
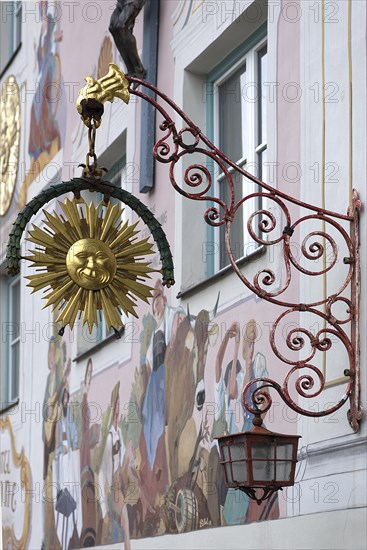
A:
[[80, 118, 106, 178]]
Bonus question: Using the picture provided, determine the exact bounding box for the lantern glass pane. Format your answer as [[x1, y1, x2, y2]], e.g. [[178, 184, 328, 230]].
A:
[[251, 440, 275, 481], [275, 460, 293, 481], [252, 459, 274, 481], [222, 445, 230, 461], [251, 440, 274, 460], [231, 443, 247, 483], [224, 463, 231, 481], [230, 442, 247, 461], [277, 442, 294, 460], [225, 461, 248, 483]]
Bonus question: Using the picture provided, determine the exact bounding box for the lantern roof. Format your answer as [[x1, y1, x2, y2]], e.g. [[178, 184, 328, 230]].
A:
[[215, 424, 302, 441]]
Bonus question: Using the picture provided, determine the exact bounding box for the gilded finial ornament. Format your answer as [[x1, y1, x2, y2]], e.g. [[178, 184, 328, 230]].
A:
[[25, 197, 156, 332], [76, 63, 130, 127]]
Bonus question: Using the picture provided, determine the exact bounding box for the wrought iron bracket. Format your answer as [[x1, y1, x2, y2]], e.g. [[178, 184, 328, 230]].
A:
[[74, 65, 363, 432]]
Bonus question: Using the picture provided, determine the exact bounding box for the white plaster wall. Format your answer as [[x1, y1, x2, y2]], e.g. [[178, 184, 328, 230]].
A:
[[93, 507, 366, 550]]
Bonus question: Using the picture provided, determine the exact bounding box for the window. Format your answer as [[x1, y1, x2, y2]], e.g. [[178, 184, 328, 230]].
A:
[[208, 32, 267, 272], [104, 156, 126, 191], [8, 278, 20, 400], [0, 2, 22, 75], [76, 156, 126, 357], [0, 276, 20, 406]]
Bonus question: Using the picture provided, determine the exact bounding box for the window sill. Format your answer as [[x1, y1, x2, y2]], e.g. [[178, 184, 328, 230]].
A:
[[177, 244, 266, 299], [73, 327, 125, 363], [0, 397, 20, 416]]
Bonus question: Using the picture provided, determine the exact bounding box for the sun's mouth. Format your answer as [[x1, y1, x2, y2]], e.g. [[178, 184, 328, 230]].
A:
[[81, 270, 99, 279]]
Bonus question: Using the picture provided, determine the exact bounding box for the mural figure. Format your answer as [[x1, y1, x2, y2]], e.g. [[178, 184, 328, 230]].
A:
[[42, 337, 71, 549], [99, 382, 131, 549], [80, 359, 101, 547], [164, 297, 219, 481], [208, 320, 279, 526], [142, 281, 184, 471], [54, 384, 81, 549], [121, 364, 155, 536], [213, 322, 246, 437], [20, 0, 66, 207], [163, 296, 219, 533], [109, 0, 147, 78], [136, 282, 185, 533]]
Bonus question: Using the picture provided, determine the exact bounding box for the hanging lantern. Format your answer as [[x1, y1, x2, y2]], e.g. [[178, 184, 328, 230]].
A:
[[217, 422, 300, 505]]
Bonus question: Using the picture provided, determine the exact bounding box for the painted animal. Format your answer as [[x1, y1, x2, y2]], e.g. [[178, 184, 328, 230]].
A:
[[164, 294, 219, 484]]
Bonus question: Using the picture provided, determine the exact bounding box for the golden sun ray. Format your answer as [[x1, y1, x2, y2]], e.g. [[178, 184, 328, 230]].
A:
[[25, 197, 157, 332]]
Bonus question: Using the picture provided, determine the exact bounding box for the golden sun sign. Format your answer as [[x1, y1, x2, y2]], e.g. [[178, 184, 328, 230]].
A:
[[26, 197, 156, 332]]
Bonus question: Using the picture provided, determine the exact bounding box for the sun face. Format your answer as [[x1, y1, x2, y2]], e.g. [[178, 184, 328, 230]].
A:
[[66, 238, 117, 290], [26, 197, 156, 332]]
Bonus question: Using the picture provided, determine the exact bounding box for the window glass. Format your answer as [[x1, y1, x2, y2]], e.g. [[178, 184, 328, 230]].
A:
[[11, 279, 20, 328], [214, 41, 267, 270], [11, 342, 20, 400], [9, 278, 20, 400], [0, 2, 21, 75], [258, 46, 267, 148], [218, 62, 246, 161]]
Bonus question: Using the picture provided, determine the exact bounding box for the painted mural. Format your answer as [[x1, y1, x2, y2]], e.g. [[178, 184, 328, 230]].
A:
[[1, 417, 32, 549], [19, 0, 66, 208], [39, 280, 279, 549], [42, 329, 76, 549]]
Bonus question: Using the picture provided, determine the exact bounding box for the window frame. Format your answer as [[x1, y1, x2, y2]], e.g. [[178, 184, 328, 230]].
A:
[[206, 24, 267, 276], [0, 1, 22, 77], [7, 276, 21, 402]]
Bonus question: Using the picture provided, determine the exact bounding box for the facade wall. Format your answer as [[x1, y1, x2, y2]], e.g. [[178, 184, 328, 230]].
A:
[[0, 1, 366, 549]]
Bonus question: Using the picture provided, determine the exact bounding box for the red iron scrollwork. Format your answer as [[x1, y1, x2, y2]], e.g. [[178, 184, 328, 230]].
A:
[[127, 76, 362, 432]]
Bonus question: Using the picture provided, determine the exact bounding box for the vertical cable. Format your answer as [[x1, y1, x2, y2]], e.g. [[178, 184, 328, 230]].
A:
[[321, 0, 327, 376], [348, 0, 353, 203]]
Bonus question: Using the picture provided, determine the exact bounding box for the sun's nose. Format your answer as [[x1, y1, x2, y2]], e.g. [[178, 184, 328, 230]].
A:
[[87, 255, 96, 268]]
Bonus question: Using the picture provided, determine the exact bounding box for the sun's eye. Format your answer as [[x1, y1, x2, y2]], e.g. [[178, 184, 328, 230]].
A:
[[96, 252, 108, 260]]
